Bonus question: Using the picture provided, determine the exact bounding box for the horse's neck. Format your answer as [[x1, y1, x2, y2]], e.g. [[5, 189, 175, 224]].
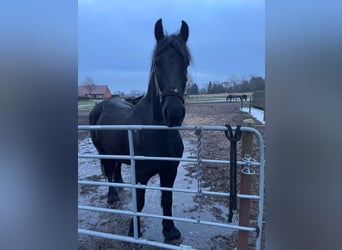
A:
[[146, 75, 159, 98], [135, 78, 164, 124]]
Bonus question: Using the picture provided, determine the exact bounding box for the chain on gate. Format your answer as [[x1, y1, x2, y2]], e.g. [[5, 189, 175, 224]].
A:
[[195, 126, 203, 223]]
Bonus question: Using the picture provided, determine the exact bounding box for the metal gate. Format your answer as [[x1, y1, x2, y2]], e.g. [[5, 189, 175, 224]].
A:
[[78, 125, 264, 250]]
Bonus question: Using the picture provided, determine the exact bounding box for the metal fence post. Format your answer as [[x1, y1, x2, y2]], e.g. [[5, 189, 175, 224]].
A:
[[237, 119, 255, 250], [128, 129, 139, 239]]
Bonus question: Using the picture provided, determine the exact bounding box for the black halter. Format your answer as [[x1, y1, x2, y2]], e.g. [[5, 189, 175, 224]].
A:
[[153, 71, 185, 104], [161, 89, 185, 103]]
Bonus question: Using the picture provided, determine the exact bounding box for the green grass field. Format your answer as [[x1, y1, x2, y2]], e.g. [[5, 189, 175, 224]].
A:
[[187, 94, 227, 102], [187, 93, 252, 103], [78, 99, 99, 112]]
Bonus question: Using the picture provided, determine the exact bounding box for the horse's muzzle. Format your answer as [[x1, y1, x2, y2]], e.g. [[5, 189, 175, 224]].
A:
[[163, 97, 185, 127]]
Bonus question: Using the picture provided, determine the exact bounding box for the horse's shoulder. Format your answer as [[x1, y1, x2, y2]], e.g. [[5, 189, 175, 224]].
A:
[[106, 99, 134, 108], [90, 99, 134, 124]]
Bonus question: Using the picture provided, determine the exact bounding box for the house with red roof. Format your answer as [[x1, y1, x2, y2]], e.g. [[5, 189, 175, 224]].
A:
[[78, 85, 112, 99]]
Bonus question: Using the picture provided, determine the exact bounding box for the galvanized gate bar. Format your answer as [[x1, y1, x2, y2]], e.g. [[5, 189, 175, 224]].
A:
[[79, 205, 256, 232], [78, 180, 261, 200], [78, 124, 258, 133], [78, 125, 264, 250], [127, 129, 139, 239], [78, 229, 194, 250], [78, 153, 261, 167], [255, 127, 264, 250]]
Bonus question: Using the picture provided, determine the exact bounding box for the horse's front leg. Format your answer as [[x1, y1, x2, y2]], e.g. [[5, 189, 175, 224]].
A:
[[128, 188, 144, 238], [128, 176, 148, 238], [160, 168, 181, 240], [102, 159, 119, 203], [113, 161, 124, 183]]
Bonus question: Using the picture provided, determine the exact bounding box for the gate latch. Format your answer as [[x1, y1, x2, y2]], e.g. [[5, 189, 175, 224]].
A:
[[241, 154, 257, 175]]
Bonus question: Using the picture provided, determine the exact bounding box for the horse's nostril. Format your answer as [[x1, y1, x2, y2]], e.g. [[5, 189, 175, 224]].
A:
[[163, 106, 185, 127]]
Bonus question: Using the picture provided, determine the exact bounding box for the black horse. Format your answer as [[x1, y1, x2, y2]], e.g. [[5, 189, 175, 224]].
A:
[[124, 95, 144, 105], [238, 94, 248, 102], [89, 19, 190, 241], [226, 94, 236, 102]]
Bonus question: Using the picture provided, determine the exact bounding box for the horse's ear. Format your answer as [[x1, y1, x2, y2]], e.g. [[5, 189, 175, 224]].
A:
[[180, 20, 189, 42], [154, 18, 164, 42]]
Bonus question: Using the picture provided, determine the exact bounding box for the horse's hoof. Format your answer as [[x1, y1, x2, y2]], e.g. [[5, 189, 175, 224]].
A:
[[163, 226, 181, 240], [107, 196, 118, 204], [107, 192, 119, 204]]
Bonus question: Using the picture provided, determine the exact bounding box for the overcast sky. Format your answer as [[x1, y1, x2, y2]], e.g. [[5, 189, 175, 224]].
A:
[[78, 0, 264, 94]]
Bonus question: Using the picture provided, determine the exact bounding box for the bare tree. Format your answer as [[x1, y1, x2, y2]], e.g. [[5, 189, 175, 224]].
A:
[[226, 74, 238, 87], [82, 76, 96, 96], [130, 89, 145, 96], [186, 72, 194, 86]]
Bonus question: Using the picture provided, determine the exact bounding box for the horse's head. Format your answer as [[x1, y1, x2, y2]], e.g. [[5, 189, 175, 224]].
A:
[[152, 19, 190, 127]]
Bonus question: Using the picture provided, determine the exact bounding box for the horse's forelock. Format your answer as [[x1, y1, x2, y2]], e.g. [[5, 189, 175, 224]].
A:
[[152, 35, 191, 66]]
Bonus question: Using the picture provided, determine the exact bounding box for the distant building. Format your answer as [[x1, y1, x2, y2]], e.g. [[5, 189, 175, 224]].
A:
[[78, 85, 112, 99]]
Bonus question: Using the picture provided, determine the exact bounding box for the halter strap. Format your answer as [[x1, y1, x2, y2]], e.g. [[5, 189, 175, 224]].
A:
[[161, 89, 185, 103], [153, 71, 185, 103]]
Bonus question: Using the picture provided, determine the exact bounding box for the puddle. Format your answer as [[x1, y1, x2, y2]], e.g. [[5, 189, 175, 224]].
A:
[[78, 137, 237, 249]]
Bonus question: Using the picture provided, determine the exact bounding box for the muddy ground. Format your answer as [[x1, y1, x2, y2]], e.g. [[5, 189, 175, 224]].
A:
[[78, 101, 265, 250]]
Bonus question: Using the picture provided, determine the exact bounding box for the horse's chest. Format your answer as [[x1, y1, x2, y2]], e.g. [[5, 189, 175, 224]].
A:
[[135, 131, 183, 157]]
